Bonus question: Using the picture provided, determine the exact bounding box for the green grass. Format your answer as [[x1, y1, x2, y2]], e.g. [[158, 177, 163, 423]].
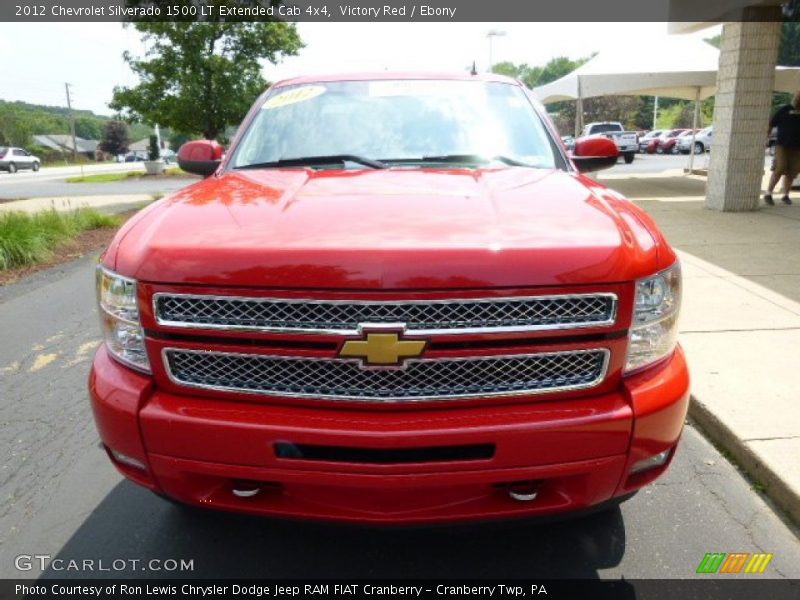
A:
[[66, 167, 187, 184], [0, 208, 120, 270], [66, 172, 140, 184]]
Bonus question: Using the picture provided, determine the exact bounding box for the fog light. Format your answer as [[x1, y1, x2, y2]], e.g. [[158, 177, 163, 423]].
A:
[[630, 449, 672, 475], [109, 448, 147, 471]]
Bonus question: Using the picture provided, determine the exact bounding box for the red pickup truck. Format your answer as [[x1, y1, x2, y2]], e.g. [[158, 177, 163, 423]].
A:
[[90, 73, 689, 524]]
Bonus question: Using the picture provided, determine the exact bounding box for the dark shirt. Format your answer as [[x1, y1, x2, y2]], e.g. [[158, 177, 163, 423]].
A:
[[770, 104, 800, 148]]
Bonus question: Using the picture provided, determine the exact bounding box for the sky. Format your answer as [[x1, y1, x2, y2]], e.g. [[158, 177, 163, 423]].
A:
[[0, 22, 721, 116]]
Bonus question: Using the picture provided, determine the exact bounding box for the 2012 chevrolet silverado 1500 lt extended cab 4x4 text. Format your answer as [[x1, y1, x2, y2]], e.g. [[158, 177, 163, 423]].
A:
[[90, 73, 689, 524]]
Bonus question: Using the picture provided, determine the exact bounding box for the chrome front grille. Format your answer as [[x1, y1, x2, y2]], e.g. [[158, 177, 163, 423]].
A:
[[163, 348, 610, 401], [154, 293, 617, 334]]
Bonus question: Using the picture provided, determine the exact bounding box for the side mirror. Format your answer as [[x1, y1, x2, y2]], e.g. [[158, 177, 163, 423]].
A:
[[177, 140, 224, 177], [571, 135, 618, 173]]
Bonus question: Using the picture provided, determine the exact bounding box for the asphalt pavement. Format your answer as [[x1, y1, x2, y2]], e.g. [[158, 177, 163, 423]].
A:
[[1, 152, 799, 582], [0, 162, 194, 200], [0, 253, 799, 580], [0, 153, 741, 201]]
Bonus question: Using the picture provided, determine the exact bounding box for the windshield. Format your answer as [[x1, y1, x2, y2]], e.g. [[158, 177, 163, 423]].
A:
[[231, 80, 558, 169], [588, 124, 622, 134]]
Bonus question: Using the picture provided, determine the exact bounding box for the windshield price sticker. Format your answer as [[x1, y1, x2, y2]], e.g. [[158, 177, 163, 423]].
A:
[[263, 86, 326, 110]]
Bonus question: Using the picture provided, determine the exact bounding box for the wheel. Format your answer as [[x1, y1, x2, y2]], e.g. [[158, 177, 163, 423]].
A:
[[8, 163, 16, 174], [32, 161, 39, 172], [623, 153, 635, 164], [656, 145, 664, 154], [670, 145, 679, 155], [694, 142, 704, 154]]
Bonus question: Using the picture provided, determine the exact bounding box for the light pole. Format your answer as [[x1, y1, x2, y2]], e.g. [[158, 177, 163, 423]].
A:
[[653, 96, 659, 131], [486, 29, 506, 72]]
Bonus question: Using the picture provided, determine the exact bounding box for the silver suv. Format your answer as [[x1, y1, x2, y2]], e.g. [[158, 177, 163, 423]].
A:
[[0, 147, 41, 173]]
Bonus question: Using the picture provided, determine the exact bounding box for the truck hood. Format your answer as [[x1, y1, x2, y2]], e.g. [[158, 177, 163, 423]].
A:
[[112, 168, 664, 289]]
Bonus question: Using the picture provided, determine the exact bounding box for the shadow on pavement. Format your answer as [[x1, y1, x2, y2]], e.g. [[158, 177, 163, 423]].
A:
[[42, 481, 626, 579]]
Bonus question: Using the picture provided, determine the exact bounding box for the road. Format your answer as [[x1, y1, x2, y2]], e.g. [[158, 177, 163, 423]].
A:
[[0, 254, 799, 580], [0, 162, 196, 200], [607, 152, 707, 174], [0, 154, 772, 200]]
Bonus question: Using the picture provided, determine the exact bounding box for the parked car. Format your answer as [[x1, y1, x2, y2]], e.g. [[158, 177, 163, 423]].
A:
[[638, 130, 663, 153], [654, 129, 689, 154], [90, 72, 689, 525], [581, 121, 638, 163], [161, 149, 177, 164], [663, 130, 697, 155], [0, 147, 41, 173], [678, 126, 713, 154]]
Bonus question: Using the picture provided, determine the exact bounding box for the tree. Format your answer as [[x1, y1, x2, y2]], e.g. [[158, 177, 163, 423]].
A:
[[0, 109, 33, 147], [74, 116, 104, 141], [491, 56, 590, 90], [169, 131, 191, 152], [100, 120, 130, 156], [779, 19, 800, 66], [110, 22, 302, 140]]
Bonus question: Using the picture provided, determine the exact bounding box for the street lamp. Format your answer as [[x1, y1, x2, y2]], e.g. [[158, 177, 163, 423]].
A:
[[486, 29, 507, 72]]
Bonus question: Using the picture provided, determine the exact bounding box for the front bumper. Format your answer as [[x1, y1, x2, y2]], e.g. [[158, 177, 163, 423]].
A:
[[89, 345, 689, 524]]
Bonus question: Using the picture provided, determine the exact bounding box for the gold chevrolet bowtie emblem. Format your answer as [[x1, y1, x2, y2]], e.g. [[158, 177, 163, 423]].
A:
[[339, 331, 427, 367]]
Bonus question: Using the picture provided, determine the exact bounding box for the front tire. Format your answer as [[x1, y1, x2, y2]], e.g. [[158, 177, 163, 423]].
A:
[[656, 145, 664, 154], [623, 153, 635, 164], [32, 161, 39, 172], [694, 142, 704, 154], [8, 163, 16, 174]]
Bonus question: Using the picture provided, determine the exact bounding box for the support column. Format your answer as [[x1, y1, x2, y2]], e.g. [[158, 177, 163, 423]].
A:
[[706, 11, 782, 212]]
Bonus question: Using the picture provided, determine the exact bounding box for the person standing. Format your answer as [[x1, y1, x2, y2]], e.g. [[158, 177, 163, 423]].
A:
[[764, 90, 800, 205]]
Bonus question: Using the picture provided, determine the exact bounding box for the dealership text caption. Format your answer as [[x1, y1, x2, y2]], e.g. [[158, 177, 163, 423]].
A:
[[15, 3, 457, 19], [16, 584, 548, 598]]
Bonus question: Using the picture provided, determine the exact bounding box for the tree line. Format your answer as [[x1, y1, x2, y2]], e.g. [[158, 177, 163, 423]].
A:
[[494, 19, 799, 136]]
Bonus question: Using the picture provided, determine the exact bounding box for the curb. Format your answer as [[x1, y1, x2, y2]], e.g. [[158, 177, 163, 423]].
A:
[[688, 395, 800, 527]]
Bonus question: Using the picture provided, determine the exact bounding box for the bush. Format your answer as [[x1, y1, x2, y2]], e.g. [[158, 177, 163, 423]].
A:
[[27, 144, 66, 165], [148, 134, 160, 161], [0, 208, 120, 270]]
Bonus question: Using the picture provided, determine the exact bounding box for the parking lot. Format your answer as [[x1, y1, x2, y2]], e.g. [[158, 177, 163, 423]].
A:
[[1, 157, 799, 580]]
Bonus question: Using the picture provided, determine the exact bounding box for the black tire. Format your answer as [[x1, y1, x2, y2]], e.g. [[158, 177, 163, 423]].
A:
[[8, 163, 16, 174], [656, 145, 664, 154], [623, 153, 635, 164], [694, 142, 704, 155], [670, 145, 679, 155], [32, 161, 39, 172]]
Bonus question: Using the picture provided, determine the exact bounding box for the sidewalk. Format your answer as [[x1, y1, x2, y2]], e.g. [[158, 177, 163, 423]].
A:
[[0, 194, 153, 215], [598, 172, 800, 525]]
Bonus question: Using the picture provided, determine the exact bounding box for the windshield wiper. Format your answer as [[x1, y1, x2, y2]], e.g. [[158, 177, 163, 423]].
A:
[[392, 154, 535, 168], [235, 155, 388, 170]]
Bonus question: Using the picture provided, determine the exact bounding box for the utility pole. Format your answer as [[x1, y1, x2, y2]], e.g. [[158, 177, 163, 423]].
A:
[[653, 96, 659, 131], [65, 83, 78, 163], [486, 29, 506, 72]]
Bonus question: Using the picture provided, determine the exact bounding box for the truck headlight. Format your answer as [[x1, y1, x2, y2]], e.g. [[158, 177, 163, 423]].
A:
[[96, 266, 151, 373], [625, 263, 681, 373]]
